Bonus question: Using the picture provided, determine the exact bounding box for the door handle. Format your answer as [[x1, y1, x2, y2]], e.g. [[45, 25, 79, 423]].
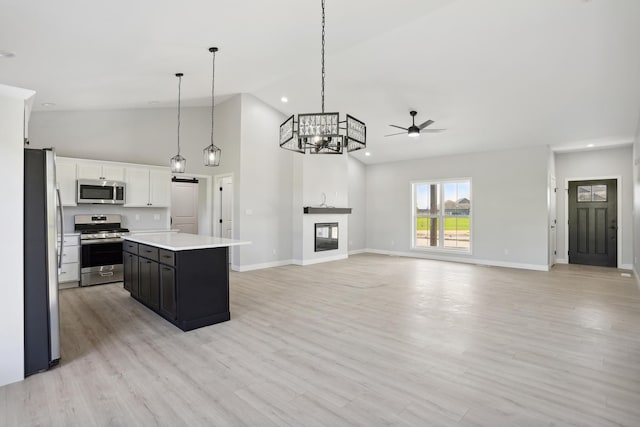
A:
[[56, 187, 64, 269], [99, 271, 114, 277]]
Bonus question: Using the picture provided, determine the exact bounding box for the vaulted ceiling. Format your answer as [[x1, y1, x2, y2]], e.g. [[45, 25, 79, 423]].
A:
[[2, 0, 639, 164]]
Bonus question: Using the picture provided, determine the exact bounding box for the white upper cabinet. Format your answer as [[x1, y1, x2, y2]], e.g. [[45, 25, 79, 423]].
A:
[[77, 161, 124, 181], [124, 167, 150, 207], [57, 157, 171, 208], [101, 165, 125, 181], [149, 169, 171, 207], [124, 167, 171, 207], [56, 158, 77, 206]]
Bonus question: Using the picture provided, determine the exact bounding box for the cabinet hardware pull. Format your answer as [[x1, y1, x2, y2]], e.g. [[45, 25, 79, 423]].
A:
[[99, 271, 114, 277]]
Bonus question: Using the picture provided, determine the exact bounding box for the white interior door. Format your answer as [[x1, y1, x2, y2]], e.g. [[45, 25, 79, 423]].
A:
[[171, 181, 199, 234]]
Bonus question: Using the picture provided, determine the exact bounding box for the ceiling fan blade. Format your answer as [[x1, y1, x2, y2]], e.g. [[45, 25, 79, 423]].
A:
[[384, 131, 407, 137], [418, 119, 434, 130], [389, 125, 408, 131], [421, 129, 445, 133]]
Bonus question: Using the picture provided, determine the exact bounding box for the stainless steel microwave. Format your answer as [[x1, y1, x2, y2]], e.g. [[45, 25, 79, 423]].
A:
[[77, 179, 126, 204]]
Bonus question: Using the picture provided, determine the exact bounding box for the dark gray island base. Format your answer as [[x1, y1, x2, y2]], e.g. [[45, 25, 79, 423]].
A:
[[123, 241, 230, 331]]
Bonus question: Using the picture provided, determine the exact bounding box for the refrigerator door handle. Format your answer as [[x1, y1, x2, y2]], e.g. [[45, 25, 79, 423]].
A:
[[56, 187, 64, 269]]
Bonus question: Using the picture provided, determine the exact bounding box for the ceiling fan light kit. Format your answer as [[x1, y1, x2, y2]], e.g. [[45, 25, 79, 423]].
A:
[[279, 0, 366, 155], [385, 110, 444, 138]]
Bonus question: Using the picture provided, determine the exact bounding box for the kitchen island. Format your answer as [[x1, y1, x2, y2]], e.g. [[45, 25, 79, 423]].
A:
[[123, 233, 250, 331]]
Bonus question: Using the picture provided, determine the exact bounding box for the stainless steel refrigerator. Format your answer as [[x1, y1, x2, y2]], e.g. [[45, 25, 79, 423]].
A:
[[24, 147, 62, 376]]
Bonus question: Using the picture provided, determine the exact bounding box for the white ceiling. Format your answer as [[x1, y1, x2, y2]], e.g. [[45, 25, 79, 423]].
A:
[[1, 0, 639, 164]]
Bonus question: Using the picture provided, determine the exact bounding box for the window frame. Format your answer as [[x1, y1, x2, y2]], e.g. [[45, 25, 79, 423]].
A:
[[410, 178, 473, 254]]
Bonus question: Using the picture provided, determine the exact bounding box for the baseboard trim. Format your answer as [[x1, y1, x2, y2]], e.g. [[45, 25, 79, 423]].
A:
[[363, 248, 549, 272], [556, 258, 568, 264], [620, 263, 633, 270], [292, 254, 349, 266], [234, 250, 550, 272], [633, 268, 640, 290], [235, 260, 293, 272]]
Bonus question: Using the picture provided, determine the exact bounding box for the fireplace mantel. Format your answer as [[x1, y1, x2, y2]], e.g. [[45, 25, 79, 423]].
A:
[[303, 207, 352, 214]]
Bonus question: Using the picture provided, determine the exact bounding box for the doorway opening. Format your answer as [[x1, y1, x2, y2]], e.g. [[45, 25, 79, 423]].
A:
[[567, 178, 618, 267], [214, 174, 234, 264], [170, 175, 213, 235], [549, 174, 557, 267]]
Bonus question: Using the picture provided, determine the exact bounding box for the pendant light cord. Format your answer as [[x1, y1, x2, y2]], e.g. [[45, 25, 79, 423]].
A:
[[321, 0, 325, 113], [177, 74, 182, 155], [210, 49, 216, 145]]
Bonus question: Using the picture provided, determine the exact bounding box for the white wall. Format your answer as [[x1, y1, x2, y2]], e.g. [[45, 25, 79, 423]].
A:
[[236, 94, 292, 269], [29, 99, 241, 177], [555, 146, 634, 268], [633, 120, 640, 280], [0, 85, 33, 387], [348, 155, 367, 253], [365, 145, 550, 270]]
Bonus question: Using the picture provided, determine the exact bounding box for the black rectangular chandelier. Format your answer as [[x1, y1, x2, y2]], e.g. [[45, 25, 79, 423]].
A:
[[279, 112, 366, 154], [278, 0, 366, 155]]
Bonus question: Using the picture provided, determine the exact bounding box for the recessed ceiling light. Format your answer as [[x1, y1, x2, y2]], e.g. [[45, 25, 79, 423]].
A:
[[365, 152, 371, 156], [280, 96, 288, 103], [0, 50, 16, 58], [41, 102, 56, 107], [587, 144, 595, 148]]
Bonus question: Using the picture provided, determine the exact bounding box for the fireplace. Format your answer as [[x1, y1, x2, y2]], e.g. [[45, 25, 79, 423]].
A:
[[315, 222, 338, 252]]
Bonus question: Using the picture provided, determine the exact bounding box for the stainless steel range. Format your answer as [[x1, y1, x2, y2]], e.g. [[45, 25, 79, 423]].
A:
[[75, 214, 129, 286]]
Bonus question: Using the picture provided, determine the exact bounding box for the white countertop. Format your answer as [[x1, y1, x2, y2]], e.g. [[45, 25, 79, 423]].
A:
[[125, 232, 251, 251], [126, 228, 179, 234]]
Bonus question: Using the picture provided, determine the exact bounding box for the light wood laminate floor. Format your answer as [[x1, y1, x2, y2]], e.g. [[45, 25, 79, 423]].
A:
[[2, 254, 640, 426]]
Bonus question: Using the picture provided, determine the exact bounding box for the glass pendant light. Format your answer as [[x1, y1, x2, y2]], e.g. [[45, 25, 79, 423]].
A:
[[171, 72, 186, 173], [204, 47, 221, 167]]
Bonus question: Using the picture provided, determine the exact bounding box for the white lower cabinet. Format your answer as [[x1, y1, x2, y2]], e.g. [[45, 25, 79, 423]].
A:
[[59, 234, 80, 287]]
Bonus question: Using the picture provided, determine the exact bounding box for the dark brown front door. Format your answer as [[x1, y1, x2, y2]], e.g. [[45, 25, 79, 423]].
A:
[[568, 179, 617, 267]]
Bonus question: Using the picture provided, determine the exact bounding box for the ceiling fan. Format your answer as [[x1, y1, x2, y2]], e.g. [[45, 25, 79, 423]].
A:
[[385, 111, 445, 138]]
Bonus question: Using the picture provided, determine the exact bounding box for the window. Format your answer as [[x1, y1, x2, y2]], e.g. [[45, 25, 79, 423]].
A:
[[412, 179, 471, 251]]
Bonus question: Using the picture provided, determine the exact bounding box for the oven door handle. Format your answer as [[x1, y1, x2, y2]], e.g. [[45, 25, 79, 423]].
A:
[[81, 238, 124, 245]]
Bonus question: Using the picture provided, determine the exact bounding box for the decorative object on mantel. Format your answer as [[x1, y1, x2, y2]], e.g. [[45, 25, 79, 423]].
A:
[[303, 207, 352, 214], [170, 73, 186, 173], [278, 0, 366, 155], [203, 47, 221, 167]]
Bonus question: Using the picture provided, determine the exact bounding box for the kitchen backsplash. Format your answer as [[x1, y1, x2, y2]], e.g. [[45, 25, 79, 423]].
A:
[[62, 205, 170, 233]]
